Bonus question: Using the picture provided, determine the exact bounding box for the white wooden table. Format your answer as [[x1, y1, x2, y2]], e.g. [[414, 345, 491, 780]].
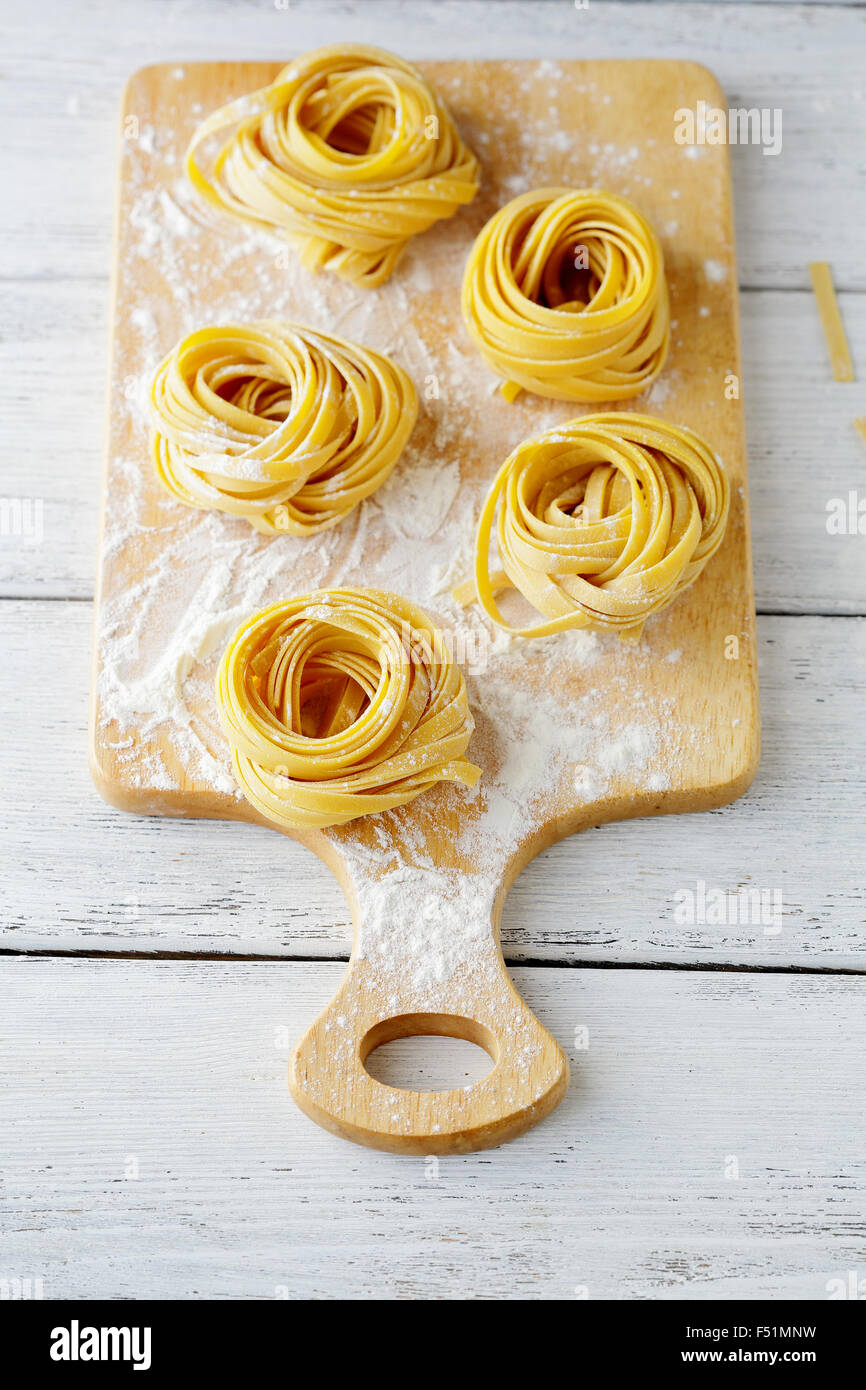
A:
[[2, 0, 865, 1300]]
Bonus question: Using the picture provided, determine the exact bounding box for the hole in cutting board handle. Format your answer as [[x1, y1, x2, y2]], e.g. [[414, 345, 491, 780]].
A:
[[360, 1013, 498, 1093]]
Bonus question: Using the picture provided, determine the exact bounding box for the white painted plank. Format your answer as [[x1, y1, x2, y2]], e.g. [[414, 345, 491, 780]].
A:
[[2, 282, 866, 608], [746, 292, 866, 615], [1, 602, 863, 968], [1, 2, 865, 289], [1, 957, 863, 1300], [0, 280, 103, 597]]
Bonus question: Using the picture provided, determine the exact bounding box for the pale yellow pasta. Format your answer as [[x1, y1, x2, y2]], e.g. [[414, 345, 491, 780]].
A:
[[186, 44, 481, 288], [456, 413, 729, 641], [150, 320, 417, 535], [461, 188, 670, 402], [217, 587, 481, 830]]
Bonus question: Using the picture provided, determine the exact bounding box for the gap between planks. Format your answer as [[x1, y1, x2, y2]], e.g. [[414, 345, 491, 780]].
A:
[[1, 947, 863, 977]]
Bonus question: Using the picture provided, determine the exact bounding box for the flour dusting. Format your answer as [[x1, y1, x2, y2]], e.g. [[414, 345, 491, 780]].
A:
[[96, 64, 725, 1002]]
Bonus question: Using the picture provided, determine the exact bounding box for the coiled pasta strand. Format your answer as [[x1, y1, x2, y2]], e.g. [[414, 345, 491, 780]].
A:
[[461, 188, 670, 402], [186, 44, 481, 288], [150, 320, 418, 535], [216, 587, 481, 830], [456, 413, 729, 641]]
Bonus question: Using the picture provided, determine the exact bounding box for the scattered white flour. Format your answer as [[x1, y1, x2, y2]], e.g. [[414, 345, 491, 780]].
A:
[[355, 867, 497, 994], [596, 722, 656, 775], [646, 370, 678, 408], [96, 65, 729, 1001], [137, 123, 157, 156], [704, 258, 728, 284], [371, 454, 462, 539]]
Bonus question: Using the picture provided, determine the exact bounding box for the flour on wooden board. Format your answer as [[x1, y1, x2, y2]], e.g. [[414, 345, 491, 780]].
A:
[[97, 68, 722, 989]]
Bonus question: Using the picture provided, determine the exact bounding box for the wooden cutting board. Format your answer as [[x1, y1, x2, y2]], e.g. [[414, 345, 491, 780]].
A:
[[91, 58, 759, 1154]]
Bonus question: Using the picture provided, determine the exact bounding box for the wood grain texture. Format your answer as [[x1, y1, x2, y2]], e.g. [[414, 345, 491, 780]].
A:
[[2, 2, 865, 289], [1, 603, 860, 969], [2, 0, 865, 1289], [3, 0, 865, 605], [92, 57, 759, 812], [1, 956, 864, 1300], [3, 286, 864, 611], [88, 56, 758, 1152], [290, 968, 570, 1155]]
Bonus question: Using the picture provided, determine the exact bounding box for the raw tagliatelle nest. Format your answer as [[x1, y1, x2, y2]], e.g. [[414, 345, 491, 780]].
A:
[[462, 187, 670, 402], [216, 588, 480, 830], [186, 43, 481, 287], [150, 320, 418, 535], [456, 413, 730, 641]]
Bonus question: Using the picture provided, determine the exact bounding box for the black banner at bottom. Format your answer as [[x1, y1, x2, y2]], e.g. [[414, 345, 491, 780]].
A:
[[4, 1298, 862, 1375]]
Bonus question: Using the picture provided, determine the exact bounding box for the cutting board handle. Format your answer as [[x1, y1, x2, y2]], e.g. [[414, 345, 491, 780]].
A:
[[289, 940, 570, 1155]]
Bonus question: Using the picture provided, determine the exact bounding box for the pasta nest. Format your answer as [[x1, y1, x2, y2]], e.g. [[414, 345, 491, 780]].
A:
[[216, 588, 481, 830], [458, 413, 729, 640], [461, 187, 670, 402], [186, 44, 481, 287], [150, 320, 418, 535]]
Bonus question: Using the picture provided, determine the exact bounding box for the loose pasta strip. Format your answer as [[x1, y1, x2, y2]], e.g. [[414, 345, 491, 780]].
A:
[[150, 320, 417, 534], [186, 44, 481, 288], [217, 588, 480, 830], [461, 187, 670, 402], [456, 413, 729, 641], [809, 262, 854, 383]]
